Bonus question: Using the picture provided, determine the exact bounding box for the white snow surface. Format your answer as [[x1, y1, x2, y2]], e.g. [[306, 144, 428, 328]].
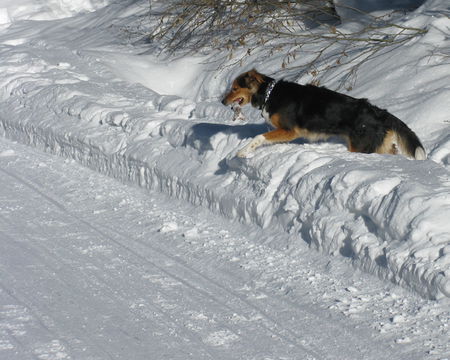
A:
[[0, 0, 449, 358], [0, 0, 109, 25], [1, 135, 448, 359], [0, 0, 448, 311], [0, 0, 449, 301]]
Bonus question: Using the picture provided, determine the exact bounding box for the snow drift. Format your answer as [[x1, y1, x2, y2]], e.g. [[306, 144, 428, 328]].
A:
[[0, 0, 449, 300], [0, 0, 109, 25]]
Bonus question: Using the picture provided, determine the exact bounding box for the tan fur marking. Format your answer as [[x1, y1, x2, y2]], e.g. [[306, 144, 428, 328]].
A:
[[263, 129, 299, 143], [348, 143, 358, 153], [345, 135, 358, 152], [376, 130, 398, 155], [269, 113, 282, 128], [262, 126, 332, 145], [294, 127, 331, 142]]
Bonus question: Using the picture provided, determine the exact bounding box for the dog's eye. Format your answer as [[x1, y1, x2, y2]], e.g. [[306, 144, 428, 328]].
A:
[[232, 87, 238, 91]]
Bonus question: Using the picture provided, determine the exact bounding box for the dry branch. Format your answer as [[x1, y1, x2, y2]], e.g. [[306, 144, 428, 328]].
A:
[[145, 0, 427, 89]]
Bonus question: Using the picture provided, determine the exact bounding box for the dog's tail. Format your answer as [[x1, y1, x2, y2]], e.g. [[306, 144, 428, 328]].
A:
[[382, 116, 426, 160]]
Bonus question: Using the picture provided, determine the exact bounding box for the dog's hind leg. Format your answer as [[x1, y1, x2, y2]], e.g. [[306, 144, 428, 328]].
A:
[[375, 130, 399, 155], [236, 129, 298, 158]]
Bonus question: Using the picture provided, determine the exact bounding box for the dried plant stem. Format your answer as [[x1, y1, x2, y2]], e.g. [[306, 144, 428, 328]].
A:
[[145, 0, 427, 89]]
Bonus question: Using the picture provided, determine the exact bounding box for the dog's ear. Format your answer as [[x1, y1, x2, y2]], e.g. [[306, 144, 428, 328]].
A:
[[236, 69, 265, 89], [247, 69, 265, 84]]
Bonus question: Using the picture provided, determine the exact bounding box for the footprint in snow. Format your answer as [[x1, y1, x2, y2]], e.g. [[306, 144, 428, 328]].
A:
[[0, 149, 16, 157], [158, 222, 178, 233], [183, 227, 200, 239], [204, 330, 239, 348]]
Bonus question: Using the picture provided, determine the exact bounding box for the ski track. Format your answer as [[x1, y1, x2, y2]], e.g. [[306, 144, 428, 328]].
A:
[[0, 138, 449, 359]]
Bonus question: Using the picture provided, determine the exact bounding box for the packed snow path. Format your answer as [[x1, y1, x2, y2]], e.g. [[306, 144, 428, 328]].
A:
[[1, 138, 449, 359]]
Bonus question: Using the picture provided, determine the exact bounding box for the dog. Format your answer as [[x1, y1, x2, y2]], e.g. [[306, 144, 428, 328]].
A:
[[222, 69, 426, 159]]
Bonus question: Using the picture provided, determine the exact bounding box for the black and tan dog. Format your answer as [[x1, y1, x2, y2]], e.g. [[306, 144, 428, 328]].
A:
[[222, 69, 426, 159]]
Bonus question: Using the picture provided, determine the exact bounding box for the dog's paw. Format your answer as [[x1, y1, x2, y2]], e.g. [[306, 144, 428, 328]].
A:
[[233, 112, 246, 122], [231, 104, 246, 122], [236, 148, 252, 158], [236, 135, 267, 158]]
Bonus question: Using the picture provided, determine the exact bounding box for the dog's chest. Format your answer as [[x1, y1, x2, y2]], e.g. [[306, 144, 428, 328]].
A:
[[262, 108, 274, 127]]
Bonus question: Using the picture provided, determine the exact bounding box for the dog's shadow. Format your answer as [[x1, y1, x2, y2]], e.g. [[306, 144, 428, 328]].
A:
[[187, 122, 308, 175], [187, 121, 347, 174], [187, 122, 266, 175], [187, 122, 266, 152]]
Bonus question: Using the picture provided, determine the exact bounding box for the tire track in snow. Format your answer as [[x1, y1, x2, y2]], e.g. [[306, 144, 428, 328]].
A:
[[0, 166, 220, 360], [0, 152, 297, 358], [0, 213, 121, 360], [91, 224, 324, 359], [14, 168, 402, 357], [1, 163, 385, 359], [1, 138, 448, 359], [0, 166, 321, 359]]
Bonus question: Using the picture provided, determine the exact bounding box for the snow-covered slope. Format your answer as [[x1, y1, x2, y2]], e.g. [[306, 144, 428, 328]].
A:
[[0, 0, 449, 303]]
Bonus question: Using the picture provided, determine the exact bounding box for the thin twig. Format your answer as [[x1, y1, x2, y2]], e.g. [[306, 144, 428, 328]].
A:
[[141, 0, 428, 88]]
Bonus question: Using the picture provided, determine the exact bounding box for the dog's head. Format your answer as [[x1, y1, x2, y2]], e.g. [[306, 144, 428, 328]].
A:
[[221, 69, 266, 107]]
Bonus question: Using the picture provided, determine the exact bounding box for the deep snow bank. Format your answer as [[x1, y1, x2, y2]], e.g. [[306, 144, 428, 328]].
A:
[[0, 0, 109, 26], [0, 0, 449, 299]]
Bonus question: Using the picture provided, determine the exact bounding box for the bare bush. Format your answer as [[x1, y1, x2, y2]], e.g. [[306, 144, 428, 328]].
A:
[[146, 0, 427, 89]]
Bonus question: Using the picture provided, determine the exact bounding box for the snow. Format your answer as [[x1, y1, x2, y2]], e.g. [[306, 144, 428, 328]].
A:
[[0, 0, 109, 25], [0, 0, 449, 357], [103, 54, 208, 99], [0, 136, 449, 359]]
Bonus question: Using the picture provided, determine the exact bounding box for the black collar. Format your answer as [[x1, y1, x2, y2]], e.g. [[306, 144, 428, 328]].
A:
[[263, 80, 277, 106]]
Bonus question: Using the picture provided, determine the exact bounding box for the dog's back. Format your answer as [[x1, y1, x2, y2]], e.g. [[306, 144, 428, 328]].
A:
[[266, 82, 426, 159]]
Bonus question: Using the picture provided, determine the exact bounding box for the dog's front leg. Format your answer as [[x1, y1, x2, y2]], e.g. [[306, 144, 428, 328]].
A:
[[236, 134, 267, 158], [236, 129, 299, 158]]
